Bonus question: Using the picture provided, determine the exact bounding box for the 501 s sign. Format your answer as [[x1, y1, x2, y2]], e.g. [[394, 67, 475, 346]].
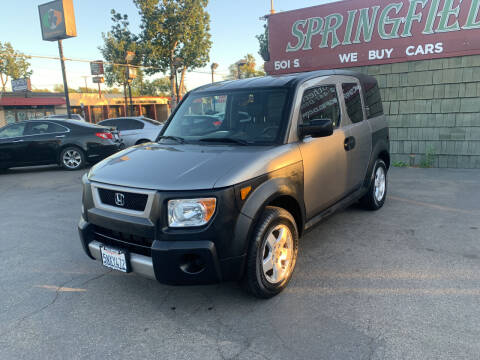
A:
[[265, 0, 480, 74]]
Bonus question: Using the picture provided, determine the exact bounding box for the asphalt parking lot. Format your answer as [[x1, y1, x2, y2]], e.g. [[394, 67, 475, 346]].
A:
[[0, 166, 479, 360]]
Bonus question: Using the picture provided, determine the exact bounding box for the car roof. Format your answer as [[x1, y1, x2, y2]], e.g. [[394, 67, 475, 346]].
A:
[[192, 70, 378, 94], [24, 118, 106, 128], [100, 117, 162, 125]]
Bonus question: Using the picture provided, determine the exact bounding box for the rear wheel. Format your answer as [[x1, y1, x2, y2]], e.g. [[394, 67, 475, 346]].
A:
[[359, 159, 387, 210], [243, 206, 298, 298], [60, 147, 85, 171]]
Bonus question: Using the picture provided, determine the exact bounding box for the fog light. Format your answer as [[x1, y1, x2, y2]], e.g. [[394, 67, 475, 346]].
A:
[[179, 254, 206, 274]]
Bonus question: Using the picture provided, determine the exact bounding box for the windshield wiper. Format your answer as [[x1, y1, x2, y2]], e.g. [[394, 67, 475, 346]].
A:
[[157, 135, 185, 143], [199, 137, 249, 145]]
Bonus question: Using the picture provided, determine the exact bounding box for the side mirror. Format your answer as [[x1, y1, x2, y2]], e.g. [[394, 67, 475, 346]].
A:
[[299, 118, 333, 138]]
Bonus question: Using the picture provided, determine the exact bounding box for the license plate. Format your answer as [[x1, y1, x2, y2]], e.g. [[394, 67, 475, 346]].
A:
[[114, 133, 119, 140], [100, 246, 128, 272]]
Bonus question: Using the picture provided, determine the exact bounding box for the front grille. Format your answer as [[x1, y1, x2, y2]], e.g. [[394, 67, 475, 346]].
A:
[[93, 225, 153, 256], [97, 188, 148, 211]]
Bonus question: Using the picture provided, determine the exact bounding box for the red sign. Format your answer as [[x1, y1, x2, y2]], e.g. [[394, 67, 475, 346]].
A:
[[265, 0, 480, 74]]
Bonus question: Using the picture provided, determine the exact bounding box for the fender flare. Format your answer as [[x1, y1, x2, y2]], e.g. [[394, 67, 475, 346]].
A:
[[233, 176, 305, 256], [363, 139, 389, 188]]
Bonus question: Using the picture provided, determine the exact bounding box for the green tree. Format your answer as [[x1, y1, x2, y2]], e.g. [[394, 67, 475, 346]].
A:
[[53, 84, 79, 93], [256, 23, 270, 61], [133, 76, 171, 96], [77, 87, 98, 93], [0, 42, 32, 92], [99, 10, 141, 102], [134, 0, 212, 106], [228, 54, 265, 80]]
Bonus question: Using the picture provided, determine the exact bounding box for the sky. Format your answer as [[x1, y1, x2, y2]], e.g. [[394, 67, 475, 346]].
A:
[[0, 0, 332, 91]]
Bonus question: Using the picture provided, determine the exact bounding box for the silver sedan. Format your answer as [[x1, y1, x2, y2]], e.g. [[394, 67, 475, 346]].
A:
[[98, 117, 164, 148]]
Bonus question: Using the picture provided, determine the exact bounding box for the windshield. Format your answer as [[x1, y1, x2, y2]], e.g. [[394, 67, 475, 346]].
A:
[[162, 89, 289, 145]]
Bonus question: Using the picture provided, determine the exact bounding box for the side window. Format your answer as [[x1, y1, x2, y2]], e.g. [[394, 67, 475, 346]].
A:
[[342, 83, 364, 124], [363, 81, 384, 118], [99, 120, 115, 127], [0, 123, 26, 138], [48, 123, 68, 133], [300, 85, 340, 127], [121, 119, 144, 130], [25, 122, 49, 135]]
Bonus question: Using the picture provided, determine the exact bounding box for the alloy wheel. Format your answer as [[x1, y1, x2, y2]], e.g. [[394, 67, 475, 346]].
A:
[[63, 149, 82, 169], [374, 166, 386, 202], [262, 224, 294, 284]]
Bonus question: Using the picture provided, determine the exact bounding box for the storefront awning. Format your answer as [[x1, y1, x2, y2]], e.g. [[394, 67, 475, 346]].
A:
[[0, 97, 66, 106]]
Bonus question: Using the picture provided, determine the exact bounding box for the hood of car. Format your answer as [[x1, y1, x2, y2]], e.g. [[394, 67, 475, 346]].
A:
[[87, 142, 301, 191]]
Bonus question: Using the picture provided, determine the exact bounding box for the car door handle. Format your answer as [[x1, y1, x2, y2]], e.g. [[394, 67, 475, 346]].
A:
[[12, 139, 23, 143], [56, 135, 66, 138], [344, 136, 356, 151]]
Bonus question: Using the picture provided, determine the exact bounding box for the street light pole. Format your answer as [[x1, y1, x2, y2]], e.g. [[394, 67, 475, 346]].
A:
[[211, 63, 219, 83], [58, 40, 72, 119]]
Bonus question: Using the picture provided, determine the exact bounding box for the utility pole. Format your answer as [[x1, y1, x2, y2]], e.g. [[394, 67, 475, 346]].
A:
[[58, 40, 72, 119], [271, 0, 275, 14], [81, 76, 88, 92]]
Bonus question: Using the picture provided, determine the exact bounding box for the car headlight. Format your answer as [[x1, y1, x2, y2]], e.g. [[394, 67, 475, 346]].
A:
[[168, 198, 216, 228]]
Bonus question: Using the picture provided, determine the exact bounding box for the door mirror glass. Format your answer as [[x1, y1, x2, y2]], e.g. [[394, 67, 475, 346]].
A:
[[299, 118, 333, 138]]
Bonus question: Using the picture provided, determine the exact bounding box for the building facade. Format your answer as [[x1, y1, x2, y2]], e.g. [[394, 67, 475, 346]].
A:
[[0, 92, 66, 127], [265, 0, 480, 168], [69, 93, 170, 123]]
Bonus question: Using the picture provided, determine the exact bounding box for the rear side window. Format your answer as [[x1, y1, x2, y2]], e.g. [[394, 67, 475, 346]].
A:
[[363, 81, 384, 118], [25, 122, 67, 135], [300, 85, 340, 127], [342, 83, 364, 123], [48, 123, 68, 133], [119, 119, 144, 130], [99, 120, 116, 127]]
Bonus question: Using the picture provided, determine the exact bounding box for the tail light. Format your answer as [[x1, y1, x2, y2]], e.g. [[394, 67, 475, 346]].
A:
[[95, 132, 113, 140]]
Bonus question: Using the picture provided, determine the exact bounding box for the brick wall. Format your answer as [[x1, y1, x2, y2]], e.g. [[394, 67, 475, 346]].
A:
[[347, 55, 480, 168]]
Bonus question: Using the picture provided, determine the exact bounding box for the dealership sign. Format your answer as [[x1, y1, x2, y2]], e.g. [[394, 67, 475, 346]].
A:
[[265, 0, 480, 74], [38, 0, 77, 41]]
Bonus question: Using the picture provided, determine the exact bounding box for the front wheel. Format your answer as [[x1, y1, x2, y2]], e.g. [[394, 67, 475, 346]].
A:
[[60, 147, 85, 171], [243, 206, 298, 298], [359, 159, 387, 210]]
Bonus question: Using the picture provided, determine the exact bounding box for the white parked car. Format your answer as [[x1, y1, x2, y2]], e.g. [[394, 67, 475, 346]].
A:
[[98, 117, 164, 148]]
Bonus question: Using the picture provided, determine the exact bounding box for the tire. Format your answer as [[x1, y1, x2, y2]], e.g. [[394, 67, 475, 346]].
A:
[[243, 206, 299, 298], [359, 159, 387, 210], [60, 146, 85, 171]]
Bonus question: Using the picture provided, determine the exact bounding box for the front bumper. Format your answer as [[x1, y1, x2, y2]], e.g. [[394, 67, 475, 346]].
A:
[[78, 217, 246, 285]]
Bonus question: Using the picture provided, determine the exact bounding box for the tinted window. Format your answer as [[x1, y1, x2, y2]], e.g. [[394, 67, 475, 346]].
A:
[[116, 119, 144, 131], [48, 123, 68, 133], [99, 120, 117, 127], [25, 122, 67, 135], [342, 83, 364, 124], [363, 81, 384, 118], [0, 123, 26, 138], [300, 85, 340, 127]]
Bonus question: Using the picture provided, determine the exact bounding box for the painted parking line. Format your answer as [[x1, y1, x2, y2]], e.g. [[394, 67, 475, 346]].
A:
[[388, 195, 479, 215]]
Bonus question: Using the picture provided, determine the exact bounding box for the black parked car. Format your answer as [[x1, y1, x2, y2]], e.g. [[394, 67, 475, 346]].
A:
[[0, 119, 121, 171]]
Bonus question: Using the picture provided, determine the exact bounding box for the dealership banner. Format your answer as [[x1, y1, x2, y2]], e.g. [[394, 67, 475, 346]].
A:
[[265, 0, 480, 74]]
